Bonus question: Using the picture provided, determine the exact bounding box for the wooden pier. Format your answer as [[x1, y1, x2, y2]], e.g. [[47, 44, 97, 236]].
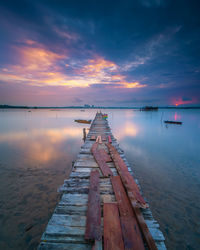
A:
[[38, 112, 166, 250]]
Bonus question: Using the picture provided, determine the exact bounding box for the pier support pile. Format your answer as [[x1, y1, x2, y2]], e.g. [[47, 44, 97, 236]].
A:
[[39, 112, 166, 250]]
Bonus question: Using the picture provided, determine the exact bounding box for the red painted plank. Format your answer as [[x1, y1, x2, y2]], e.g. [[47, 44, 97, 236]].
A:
[[108, 135, 112, 143], [91, 143, 113, 177], [102, 135, 107, 141], [132, 206, 158, 250], [98, 149, 112, 162], [85, 170, 101, 241], [108, 145, 157, 250], [111, 176, 145, 250], [107, 143, 147, 209], [104, 203, 124, 250], [96, 135, 102, 143]]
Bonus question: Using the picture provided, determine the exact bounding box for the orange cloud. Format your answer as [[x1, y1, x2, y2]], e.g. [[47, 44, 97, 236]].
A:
[[83, 57, 117, 73], [77, 56, 118, 78], [121, 81, 147, 88], [111, 74, 125, 81], [0, 41, 147, 89]]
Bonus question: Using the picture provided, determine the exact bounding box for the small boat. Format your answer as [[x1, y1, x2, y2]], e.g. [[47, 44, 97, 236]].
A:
[[164, 120, 182, 125], [140, 106, 158, 111], [75, 119, 92, 124]]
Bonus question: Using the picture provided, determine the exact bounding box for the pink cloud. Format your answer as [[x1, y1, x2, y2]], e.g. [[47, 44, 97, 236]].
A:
[[0, 40, 146, 90]]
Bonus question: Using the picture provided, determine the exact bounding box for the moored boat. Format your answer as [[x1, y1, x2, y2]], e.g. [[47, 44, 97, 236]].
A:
[[74, 119, 92, 124], [164, 120, 182, 125]]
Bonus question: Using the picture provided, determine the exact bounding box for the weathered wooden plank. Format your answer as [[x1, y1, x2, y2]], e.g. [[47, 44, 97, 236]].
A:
[[90, 135, 96, 140], [74, 159, 114, 168], [91, 143, 113, 177], [130, 205, 158, 250], [59, 186, 114, 195], [85, 170, 101, 241], [55, 205, 87, 215], [111, 176, 145, 250], [45, 224, 85, 236], [49, 214, 86, 227], [107, 143, 147, 209], [98, 149, 112, 162], [64, 178, 111, 186], [96, 135, 102, 143], [70, 172, 91, 178], [73, 168, 99, 173], [59, 194, 88, 206], [104, 203, 124, 250], [110, 164, 157, 249], [92, 240, 102, 250], [72, 168, 117, 176], [41, 234, 86, 244], [39, 242, 92, 250], [108, 135, 112, 143], [74, 160, 98, 168]]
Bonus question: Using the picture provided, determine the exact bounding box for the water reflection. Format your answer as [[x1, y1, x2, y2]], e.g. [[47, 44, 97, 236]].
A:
[[117, 121, 139, 140], [108, 109, 200, 250], [0, 110, 89, 249], [0, 127, 82, 143], [174, 112, 181, 121], [0, 127, 82, 165], [0, 109, 199, 250]]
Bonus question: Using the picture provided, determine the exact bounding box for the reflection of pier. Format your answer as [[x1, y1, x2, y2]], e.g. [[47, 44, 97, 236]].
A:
[[39, 112, 166, 250], [83, 128, 87, 142]]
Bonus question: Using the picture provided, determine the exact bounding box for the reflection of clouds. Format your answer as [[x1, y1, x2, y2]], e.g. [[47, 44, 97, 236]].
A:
[[0, 127, 81, 143], [124, 122, 138, 136], [116, 121, 139, 140], [27, 140, 56, 163], [0, 127, 82, 164]]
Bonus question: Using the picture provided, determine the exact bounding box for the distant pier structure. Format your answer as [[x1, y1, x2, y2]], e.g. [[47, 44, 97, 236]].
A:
[[39, 112, 166, 250]]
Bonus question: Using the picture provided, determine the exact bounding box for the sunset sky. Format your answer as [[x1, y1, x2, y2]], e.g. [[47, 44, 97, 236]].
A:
[[0, 0, 200, 107]]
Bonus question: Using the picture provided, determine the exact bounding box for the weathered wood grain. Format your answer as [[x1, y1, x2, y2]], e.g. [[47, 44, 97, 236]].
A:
[[104, 203, 124, 250], [111, 176, 145, 250], [107, 143, 147, 209], [98, 149, 112, 162], [39, 242, 92, 250], [90, 135, 96, 140], [85, 170, 101, 241], [108, 135, 112, 143], [91, 143, 113, 177]]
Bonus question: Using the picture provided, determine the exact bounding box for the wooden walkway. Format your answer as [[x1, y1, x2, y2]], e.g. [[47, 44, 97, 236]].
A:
[[38, 112, 166, 250]]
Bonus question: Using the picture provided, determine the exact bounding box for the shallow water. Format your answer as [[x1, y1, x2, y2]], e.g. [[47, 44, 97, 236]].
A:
[[0, 109, 199, 249]]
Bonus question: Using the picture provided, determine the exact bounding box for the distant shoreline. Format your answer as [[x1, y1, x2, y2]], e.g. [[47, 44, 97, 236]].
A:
[[0, 105, 200, 110]]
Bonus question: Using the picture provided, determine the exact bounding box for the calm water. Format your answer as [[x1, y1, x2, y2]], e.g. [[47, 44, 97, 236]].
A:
[[0, 109, 199, 249]]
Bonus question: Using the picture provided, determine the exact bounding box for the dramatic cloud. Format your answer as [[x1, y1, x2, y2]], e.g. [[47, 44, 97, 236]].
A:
[[0, 41, 146, 89], [0, 0, 199, 106]]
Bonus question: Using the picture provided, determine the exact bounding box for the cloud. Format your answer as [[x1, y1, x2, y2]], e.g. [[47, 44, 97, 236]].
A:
[[182, 96, 192, 102], [0, 0, 200, 106], [140, 0, 166, 8], [0, 41, 146, 90]]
